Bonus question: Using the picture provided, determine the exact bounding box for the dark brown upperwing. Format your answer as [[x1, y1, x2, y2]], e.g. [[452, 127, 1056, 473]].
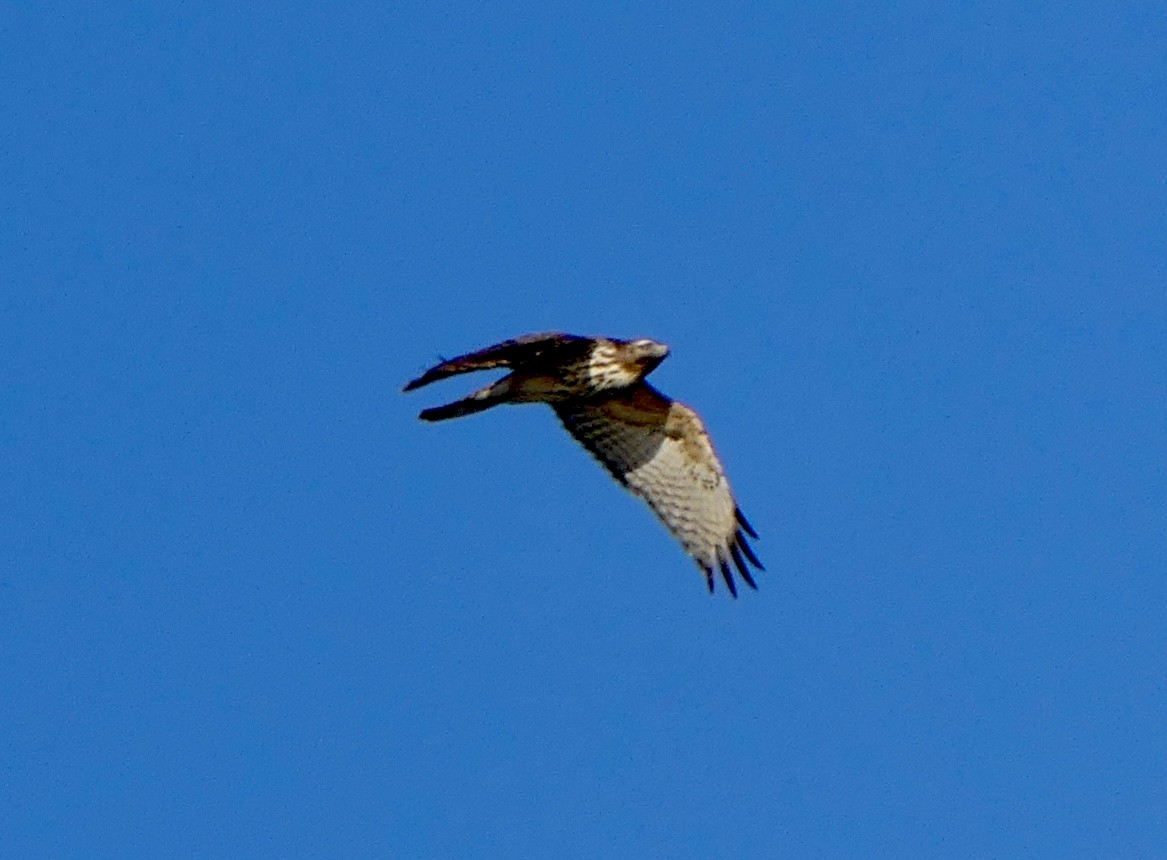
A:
[[403, 332, 593, 391]]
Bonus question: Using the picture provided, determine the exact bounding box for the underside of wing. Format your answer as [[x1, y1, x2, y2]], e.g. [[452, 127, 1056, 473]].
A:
[[403, 332, 592, 391], [555, 385, 763, 596]]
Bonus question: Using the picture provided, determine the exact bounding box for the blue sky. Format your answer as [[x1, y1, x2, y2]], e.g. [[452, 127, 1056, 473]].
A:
[[3, 3, 1165, 856]]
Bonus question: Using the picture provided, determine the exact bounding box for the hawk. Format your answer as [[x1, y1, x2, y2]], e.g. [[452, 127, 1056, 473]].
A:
[[403, 332, 763, 595]]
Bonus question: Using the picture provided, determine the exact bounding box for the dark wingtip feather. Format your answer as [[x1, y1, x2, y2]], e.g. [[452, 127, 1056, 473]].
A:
[[730, 544, 758, 590], [403, 367, 448, 392], [404, 352, 457, 392], [735, 508, 758, 539], [719, 559, 738, 598], [736, 531, 765, 571]]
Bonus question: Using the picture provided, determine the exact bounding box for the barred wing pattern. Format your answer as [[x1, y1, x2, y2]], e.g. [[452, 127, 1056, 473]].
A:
[[555, 384, 763, 595]]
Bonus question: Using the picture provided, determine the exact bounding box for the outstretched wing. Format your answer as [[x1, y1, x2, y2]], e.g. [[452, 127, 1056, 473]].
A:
[[555, 384, 763, 595], [403, 332, 592, 391]]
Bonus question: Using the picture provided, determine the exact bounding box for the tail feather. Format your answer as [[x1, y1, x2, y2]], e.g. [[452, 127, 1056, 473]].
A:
[[419, 396, 501, 421], [416, 375, 513, 421]]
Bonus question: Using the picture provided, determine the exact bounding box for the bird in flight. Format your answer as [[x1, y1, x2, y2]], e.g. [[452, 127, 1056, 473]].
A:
[[403, 332, 763, 595]]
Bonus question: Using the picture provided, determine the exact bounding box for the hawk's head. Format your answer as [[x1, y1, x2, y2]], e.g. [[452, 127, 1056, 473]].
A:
[[584, 337, 670, 391], [623, 338, 669, 370], [615, 337, 670, 378]]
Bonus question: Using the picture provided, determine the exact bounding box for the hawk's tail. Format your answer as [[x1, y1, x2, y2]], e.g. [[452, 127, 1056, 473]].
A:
[[416, 376, 512, 422], [419, 396, 500, 422]]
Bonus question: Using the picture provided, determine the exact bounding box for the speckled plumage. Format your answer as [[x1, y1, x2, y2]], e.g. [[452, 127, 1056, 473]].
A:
[[404, 332, 763, 595]]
